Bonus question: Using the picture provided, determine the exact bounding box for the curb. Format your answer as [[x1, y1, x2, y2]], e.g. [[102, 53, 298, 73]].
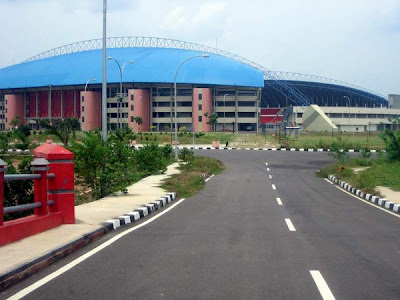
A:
[[133, 146, 384, 153], [0, 192, 176, 292], [327, 175, 400, 214]]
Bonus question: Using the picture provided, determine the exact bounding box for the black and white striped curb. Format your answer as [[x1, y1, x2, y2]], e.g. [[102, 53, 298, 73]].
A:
[[101, 192, 176, 230], [133, 146, 383, 153], [328, 175, 400, 214]]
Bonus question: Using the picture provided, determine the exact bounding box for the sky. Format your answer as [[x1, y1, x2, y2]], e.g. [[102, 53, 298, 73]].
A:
[[0, 0, 399, 96]]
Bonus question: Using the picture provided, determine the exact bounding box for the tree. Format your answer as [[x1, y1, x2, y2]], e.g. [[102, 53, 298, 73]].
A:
[[10, 116, 21, 129], [0, 133, 8, 157], [72, 129, 137, 200], [204, 112, 218, 131], [134, 116, 143, 132], [40, 118, 80, 146]]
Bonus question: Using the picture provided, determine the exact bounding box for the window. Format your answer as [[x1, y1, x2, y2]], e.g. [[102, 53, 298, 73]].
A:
[[238, 112, 256, 118], [199, 94, 202, 100], [153, 112, 157, 117], [131, 95, 134, 101], [297, 113, 303, 118], [198, 116, 202, 122], [131, 105, 134, 111], [82, 117, 85, 122], [199, 104, 202, 111], [82, 106, 84, 112], [131, 116, 134, 122], [81, 96, 84, 102], [238, 101, 256, 107]]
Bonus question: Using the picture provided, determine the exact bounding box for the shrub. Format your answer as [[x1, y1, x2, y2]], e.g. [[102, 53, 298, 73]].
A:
[[329, 137, 349, 162], [135, 143, 167, 176], [178, 147, 195, 172], [381, 129, 400, 161]]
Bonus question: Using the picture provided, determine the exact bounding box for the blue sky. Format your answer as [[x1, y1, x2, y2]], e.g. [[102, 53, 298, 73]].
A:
[[0, 0, 399, 96]]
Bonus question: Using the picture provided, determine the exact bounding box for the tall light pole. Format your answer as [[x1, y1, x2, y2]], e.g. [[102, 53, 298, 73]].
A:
[[223, 93, 228, 132], [48, 85, 52, 123], [108, 57, 133, 129], [102, 0, 107, 141], [344, 96, 351, 133], [85, 78, 96, 92], [174, 54, 210, 159]]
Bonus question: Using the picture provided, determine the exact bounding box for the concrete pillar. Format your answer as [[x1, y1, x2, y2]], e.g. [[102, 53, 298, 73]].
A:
[[5, 94, 24, 130], [133, 89, 150, 132], [80, 91, 101, 131], [193, 88, 212, 132]]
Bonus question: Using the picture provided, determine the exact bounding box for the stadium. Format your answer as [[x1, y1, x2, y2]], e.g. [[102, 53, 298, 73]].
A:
[[0, 36, 399, 133]]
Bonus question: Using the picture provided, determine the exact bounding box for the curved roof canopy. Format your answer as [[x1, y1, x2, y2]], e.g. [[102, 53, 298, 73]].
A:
[[0, 47, 264, 89]]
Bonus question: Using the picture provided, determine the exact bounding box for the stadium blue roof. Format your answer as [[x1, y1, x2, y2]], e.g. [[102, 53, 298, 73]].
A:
[[0, 47, 264, 89]]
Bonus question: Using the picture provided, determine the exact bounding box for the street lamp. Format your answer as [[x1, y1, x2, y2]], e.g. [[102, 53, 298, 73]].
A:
[[343, 96, 351, 133], [48, 85, 52, 122], [174, 54, 210, 159], [108, 57, 134, 129], [85, 78, 96, 92], [223, 93, 228, 132]]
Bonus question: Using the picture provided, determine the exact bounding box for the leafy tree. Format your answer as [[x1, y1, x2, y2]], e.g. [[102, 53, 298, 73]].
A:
[[203, 112, 218, 131], [381, 129, 400, 161], [0, 133, 9, 157], [40, 118, 80, 146], [10, 116, 21, 129]]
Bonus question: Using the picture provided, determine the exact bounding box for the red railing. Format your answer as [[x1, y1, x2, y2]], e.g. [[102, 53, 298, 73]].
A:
[[0, 142, 75, 246]]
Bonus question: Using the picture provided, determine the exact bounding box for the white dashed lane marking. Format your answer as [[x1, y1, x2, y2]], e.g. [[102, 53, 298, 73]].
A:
[[310, 270, 336, 300], [269, 175, 272, 179], [272, 184, 276, 190], [276, 198, 283, 205], [267, 168, 270, 171], [284, 218, 296, 231]]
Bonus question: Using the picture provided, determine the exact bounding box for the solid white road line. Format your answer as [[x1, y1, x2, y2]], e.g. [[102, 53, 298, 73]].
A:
[[284, 218, 296, 231], [334, 186, 400, 219], [7, 198, 187, 300], [205, 174, 215, 182], [276, 197, 283, 205], [310, 270, 336, 300], [324, 178, 333, 184], [269, 175, 272, 179], [272, 184, 276, 190]]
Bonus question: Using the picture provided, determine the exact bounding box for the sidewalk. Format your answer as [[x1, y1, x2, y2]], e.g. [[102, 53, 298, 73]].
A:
[[0, 162, 181, 290]]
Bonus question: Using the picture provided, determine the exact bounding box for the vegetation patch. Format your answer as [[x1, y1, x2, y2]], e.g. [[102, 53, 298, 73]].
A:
[[318, 129, 400, 195], [161, 151, 224, 199]]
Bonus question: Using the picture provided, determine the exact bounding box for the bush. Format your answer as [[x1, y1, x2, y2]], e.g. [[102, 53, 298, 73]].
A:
[[178, 147, 195, 172], [329, 137, 349, 162], [4, 157, 34, 221], [135, 143, 167, 176], [381, 129, 400, 161]]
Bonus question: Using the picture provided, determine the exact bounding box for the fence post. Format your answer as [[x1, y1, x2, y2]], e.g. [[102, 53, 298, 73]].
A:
[[32, 141, 75, 224], [0, 159, 7, 226], [31, 158, 49, 216]]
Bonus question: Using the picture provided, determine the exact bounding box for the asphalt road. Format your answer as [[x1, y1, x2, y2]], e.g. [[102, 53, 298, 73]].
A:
[[3, 151, 400, 299]]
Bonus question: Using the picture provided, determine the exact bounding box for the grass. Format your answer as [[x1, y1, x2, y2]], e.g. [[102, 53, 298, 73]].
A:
[[161, 156, 224, 199], [318, 157, 400, 195]]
